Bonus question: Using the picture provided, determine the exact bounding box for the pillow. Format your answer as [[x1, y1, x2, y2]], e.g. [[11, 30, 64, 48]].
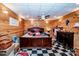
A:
[[35, 32, 41, 36]]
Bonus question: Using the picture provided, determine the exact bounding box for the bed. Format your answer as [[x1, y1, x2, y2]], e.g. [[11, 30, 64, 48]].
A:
[[20, 27, 52, 48]]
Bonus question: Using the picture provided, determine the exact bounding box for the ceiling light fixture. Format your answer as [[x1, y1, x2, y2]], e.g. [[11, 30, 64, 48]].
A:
[[40, 15, 50, 20], [26, 15, 30, 18], [45, 20, 49, 24], [53, 16, 63, 19], [41, 15, 45, 20], [74, 22, 79, 28], [19, 15, 25, 19], [18, 16, 22, 21], [59, 19, 62, 22], [29, 18, 35, 20], [2, 10, 8, 14]]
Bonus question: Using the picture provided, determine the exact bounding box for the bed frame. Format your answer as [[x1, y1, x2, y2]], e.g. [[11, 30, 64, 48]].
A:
[[20, 37, 52, 48], [20, 27, 52, 48]]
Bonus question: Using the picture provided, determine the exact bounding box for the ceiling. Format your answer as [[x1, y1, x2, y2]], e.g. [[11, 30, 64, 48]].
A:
[[3, 3, 79, 20]]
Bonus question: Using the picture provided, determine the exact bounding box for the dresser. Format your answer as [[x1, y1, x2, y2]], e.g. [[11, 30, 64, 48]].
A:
[[57, 31, 74, 50]]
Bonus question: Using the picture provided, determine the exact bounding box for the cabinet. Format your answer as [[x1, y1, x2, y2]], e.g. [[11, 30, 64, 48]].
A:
[[57, 31, 74, 49]]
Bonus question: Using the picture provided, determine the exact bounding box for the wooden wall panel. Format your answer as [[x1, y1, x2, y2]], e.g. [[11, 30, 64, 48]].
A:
[[0, 4, 25, 38], [57, 10, 79, 33], [57, 10, 79, 49], [24, 20, 58, 30], [24, 19, 58, 36]]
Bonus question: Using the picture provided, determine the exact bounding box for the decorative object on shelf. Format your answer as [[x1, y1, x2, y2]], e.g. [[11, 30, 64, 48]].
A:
[[65, 19, 71, 31], [46, 27, 51, 31], [66, 19, 70, 26], [34, 21, 40, 27], [57, 31, 74, 50]]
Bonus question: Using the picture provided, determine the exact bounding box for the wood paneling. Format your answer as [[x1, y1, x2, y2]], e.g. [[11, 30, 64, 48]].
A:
[[57, 9, 79, 50], [57, 10, 79, 33], [0, 4, 25, 38], [24, 19, 58, 37], [24, 20, 58, 31]]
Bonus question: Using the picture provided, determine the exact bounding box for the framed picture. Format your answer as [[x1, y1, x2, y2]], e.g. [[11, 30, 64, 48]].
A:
[[9, 17, 19, 26]]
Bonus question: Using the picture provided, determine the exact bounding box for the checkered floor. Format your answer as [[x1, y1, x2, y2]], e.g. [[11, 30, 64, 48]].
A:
[[16, 41, 75, 56]]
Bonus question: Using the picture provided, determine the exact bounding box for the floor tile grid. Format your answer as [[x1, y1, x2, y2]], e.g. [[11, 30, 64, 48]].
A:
[[16, 41, 75, 56]]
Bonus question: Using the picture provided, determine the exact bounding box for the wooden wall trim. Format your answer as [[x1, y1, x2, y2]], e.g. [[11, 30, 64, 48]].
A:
[[0, 30, 24, 37]]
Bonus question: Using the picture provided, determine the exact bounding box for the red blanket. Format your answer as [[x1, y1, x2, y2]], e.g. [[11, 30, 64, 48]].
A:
[[18, 52, 29, 56]]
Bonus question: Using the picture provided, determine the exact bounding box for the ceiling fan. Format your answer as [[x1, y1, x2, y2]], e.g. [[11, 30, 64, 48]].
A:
[[38, 15, 50, 20]]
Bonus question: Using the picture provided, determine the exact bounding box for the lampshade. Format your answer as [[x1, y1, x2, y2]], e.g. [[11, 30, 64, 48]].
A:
[[74, 23, 79, 28]]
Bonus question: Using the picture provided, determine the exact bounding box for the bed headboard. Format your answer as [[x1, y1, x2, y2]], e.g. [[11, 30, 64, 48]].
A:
[[27, 27, 44, 33]]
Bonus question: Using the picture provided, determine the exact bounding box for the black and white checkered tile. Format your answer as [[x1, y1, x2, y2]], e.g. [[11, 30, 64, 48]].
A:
[[17, 42, 75, 56]]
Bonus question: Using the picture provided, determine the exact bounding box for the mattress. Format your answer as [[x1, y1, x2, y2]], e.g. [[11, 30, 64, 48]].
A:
[[22, 33, 49, 38]]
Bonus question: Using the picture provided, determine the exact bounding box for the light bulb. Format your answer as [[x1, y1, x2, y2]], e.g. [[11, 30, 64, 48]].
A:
[[3, 10, 8, 14]]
